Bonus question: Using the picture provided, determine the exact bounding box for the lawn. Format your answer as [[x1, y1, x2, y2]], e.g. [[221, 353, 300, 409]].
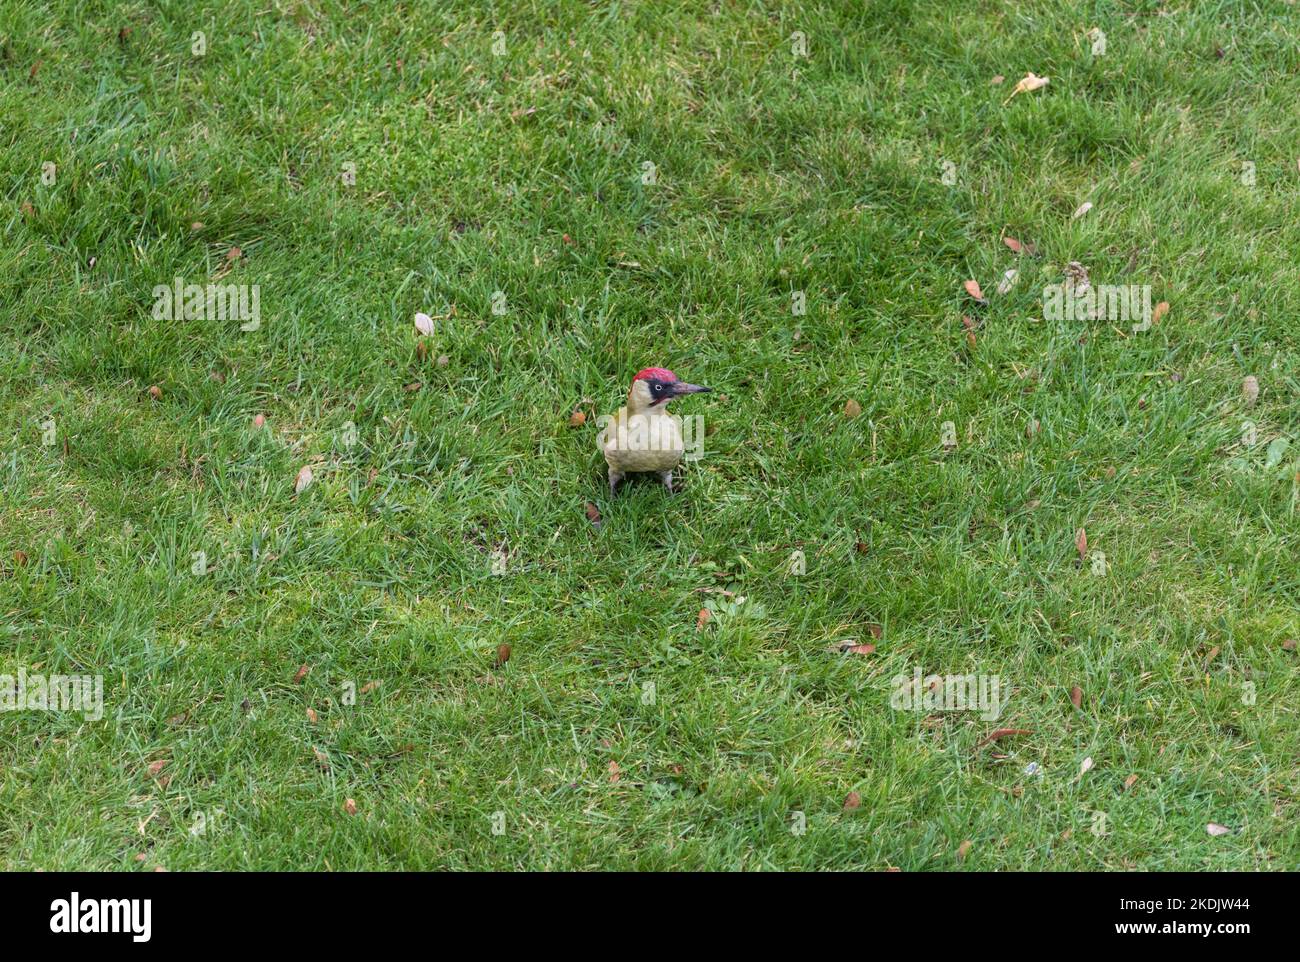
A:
[[2, 0, 1299, 871]]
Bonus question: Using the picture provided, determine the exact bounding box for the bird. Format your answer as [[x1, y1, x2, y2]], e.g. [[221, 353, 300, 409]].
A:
[[601, 367, 711, 496]]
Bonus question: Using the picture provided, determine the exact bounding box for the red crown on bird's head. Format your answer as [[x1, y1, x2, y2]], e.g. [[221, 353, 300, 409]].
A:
[[633, 367, 677, 384]]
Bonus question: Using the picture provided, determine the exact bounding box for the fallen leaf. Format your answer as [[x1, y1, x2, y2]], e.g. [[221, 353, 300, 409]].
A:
[[1003, 71, 1049, 104], [1242, 375, 1259, 405], [294, 465, 313, 494], [436, 355, 450, 367], [696, 607, 712, 630], [29, 60, 42, 81], [134, 853, 147, 863], [225, 246, 242, 262], [963, 279, 987, 304], [843, 791, 862, 811], [1206, 822, 1230, 837], [13, 550, 29, 566], [1075, 527, 1088, 562], [975, 728, 1033, 748], [1072, 201, 1094, 220], [147, 760, 168, 778], [1079, 756, 1094, 775], [996, 268, 1019, 295], [846, 643, 876, 656], [312, 747, 329, 767], [414, 312, 434, 336], [844, 398, 862, 418], [957, 839, 973, 861], [584, 501, 602, 527], [148, 385, 162, 400], [1282, 639, 1297, 652], [1070, 685, 1083, 709], [403, 380, 422, 393], [568, 410, 586, 427], [1123, 773, 1139, 791], [344, 798, 358, 816], [293, 664, 310, 684], [607, 760, 621, 784], [495, 643, 511, 667], [252, 414, 266, 429], [1026, 418, 1040, 438], [1204, 645, 1220, 667], [360, 681, 380, 694], [306, 707, 318, 723], [20, 200, 34, 218], [1152, 301, 1169, 325], [1003, 236, 1024, 254]]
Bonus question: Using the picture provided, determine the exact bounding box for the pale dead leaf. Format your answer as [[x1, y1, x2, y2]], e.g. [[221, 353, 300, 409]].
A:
[[1072, 201, 1094, 220], [1079, 756, 1094, 775], [568, 410, 586, 427], [1123, 773, 1139, 791], [844, 398, 862, 418], [1152, 301, 1169, 325], [963, 279, 987, 303], [957, 839, 973, 861], [1070, 685, 1083, 709], [1003, 72, 1049, 104], [344, 798, 358, 815], [607, 760, 621, 784], [1206, 822, 1230, 836], [996, 268, 1019, 295], [1242, 375, 1259, 405], [843, 791, 862, 811], [413, 312, 434, 336], [696, 607, 712, 630]]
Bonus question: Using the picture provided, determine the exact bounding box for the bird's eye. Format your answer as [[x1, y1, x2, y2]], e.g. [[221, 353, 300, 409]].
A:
[[653, 383, 663, 393]]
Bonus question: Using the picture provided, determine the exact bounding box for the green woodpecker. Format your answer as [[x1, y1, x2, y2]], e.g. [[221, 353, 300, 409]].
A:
[[601, 367, 712, 496]]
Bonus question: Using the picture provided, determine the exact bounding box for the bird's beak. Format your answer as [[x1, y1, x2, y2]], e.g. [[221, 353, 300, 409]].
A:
[[670, 382, 711, 397]]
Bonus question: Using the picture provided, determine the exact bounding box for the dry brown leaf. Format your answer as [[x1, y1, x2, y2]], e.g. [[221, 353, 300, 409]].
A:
[[1282, 639, 1297, 652], [957, 839, 973, 861], [1242, 375, 1259, 405], [312, 747, 329, 767], [607, 760, 621, 784], [843, 791, 862, 811], [584, 501, 602, 526], [1152, 301, 1169, 325], [1070, 685, 1083, 709], [846, 643, 876, 656], [13, 550, 29, 566], [344, 798, 358, 816], [1003, 236, 1024, 254], [293, 663, 310, 684], [963, 279, 987, 303], [495, 644, 511, 667], [1075, 527, 1088, 562], [696, 607, 712, 630], [226, 246, 242, 262], [148, 385, 162, 400], [147, 760, 168, 777], [403, 381, 422, 392], [844, 398, 863, 418], [1123, 773, 1139, 791], [568, 410, 586, 427], [306, 707, 318, 723], [294, 465, 313, 494], [252, 414, 265, 429], [975, 728, 1033, 748], [360, 681, 380, 694], [990, 74, 1004, 85]]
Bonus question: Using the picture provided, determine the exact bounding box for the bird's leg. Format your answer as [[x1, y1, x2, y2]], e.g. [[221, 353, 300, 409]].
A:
[[659, 469, 674, 494], [608, 468, 624, 497]]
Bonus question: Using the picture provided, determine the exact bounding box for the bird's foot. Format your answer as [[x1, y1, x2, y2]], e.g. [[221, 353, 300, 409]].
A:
[[608, 470, 624, 498], [659, 470, 675, 494]]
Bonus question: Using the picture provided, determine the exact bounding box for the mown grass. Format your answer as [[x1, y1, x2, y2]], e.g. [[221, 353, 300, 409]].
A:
[[2, 0, 1299, 870]]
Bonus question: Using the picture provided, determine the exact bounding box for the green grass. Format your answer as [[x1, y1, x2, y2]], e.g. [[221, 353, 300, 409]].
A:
[[2, 0, 1299, 870]]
